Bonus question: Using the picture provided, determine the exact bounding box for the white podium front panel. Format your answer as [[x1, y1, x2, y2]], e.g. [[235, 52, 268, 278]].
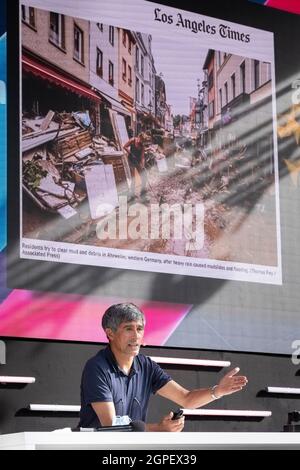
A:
[[0, 432, 300, 450]]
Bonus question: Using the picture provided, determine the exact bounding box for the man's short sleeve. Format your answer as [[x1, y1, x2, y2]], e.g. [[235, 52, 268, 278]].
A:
[[150, 359, 172, 395], [82, 359, 113, 404]]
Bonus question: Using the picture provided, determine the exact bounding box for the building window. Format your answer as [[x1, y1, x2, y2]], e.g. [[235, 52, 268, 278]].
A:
[[128, 39, 132, 54], [136, 47, 139, 71], [240, 61, 246, 94], [122, 30, 126, 47], [219, 89, 222, 110], [136, 77, 140, 102], [254, 59, 260, 89], [22, 6, 36, 28], [225, 82, 228, 105], [141, 83, 144, 105], [209, 100, 215, 119], [141, 55, 144, 77], [231, 74, 236, 100], [109, 61, 114, 86], [49, 12, 65, 49], [109, 26, 114, 46], [128, 65, 132, 86], [208, 71, 214, 91], [74, 24, 84, 64], [96, 48, 103, 77], [97, 23, 103, 32], [122, 58, 127, 81]]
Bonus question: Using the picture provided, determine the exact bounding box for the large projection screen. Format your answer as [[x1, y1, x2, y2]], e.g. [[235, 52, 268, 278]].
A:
[[4, 0, 300, 354]]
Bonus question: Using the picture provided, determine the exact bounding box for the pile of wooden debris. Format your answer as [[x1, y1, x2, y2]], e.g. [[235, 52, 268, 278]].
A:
[[22, 110, 130, 221]]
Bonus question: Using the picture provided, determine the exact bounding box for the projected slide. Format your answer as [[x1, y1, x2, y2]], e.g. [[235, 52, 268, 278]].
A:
[[20, 0, 281, 284], [4, 0, 300, 354]]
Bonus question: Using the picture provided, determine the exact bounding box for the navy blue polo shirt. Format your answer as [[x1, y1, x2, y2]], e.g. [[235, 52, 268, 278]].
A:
[[79, 347, 172, 428]]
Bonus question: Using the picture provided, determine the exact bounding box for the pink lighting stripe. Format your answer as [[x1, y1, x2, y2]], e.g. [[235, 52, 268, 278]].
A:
[[0, 289, 191, 345], [266, 0, 300, 14]]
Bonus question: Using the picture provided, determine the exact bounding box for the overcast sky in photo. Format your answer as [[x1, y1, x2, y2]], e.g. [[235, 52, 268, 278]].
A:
[[151, 36, 207, 116]]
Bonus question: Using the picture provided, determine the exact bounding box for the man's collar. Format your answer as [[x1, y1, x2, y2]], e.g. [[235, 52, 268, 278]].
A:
[[105, 345, 138, 376]]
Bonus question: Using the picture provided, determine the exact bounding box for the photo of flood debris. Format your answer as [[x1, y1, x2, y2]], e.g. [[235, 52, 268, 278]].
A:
[[21, 6, 278, 269]]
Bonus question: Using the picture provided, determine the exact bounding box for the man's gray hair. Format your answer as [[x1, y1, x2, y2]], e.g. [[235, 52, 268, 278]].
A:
[[102, 303, 145, 332]]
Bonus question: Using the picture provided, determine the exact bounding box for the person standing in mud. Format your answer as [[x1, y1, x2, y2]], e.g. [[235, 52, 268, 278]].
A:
[[124, 132, 148, 200]]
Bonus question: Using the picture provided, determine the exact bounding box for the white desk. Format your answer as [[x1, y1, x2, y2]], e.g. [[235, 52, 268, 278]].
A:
[[0, 432, 300, 450]]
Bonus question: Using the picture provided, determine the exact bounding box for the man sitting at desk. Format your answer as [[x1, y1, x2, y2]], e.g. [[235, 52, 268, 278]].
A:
[[79, 303, 248, 431]]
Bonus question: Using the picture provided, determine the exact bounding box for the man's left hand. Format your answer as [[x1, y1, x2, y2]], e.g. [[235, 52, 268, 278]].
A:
[[214, 367, 248, 398]]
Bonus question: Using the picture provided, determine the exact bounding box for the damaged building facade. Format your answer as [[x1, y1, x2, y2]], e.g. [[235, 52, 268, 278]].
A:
[[202, 49, 273, 161], [201, 49, 274, 194], [21, 6, 171, 240], [134, 31, 158, 134]]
